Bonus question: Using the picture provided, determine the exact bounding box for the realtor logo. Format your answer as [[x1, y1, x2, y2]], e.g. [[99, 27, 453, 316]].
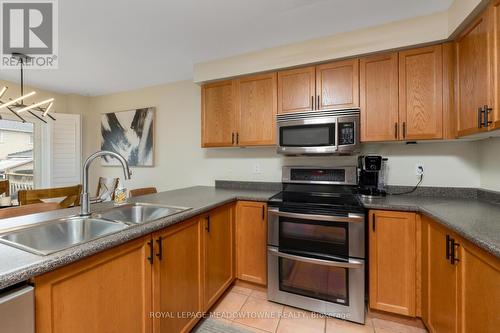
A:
[[0, 0, 58, 69]]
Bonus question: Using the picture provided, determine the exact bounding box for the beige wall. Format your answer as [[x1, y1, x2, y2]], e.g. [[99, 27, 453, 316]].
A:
[[193, 0, 484, 83], [480, 138, 500, 191]]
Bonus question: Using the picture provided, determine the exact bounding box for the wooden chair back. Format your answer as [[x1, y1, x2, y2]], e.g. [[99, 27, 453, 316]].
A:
[[96, 177, 120, 202], [18, 184, 82, 208], [0, 202, 61, 219], [129, 187, 157, 198], [0, 180, 9, 196]]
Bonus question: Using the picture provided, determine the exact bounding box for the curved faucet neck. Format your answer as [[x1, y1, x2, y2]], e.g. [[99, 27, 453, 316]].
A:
[[80, 150, 131, 216]]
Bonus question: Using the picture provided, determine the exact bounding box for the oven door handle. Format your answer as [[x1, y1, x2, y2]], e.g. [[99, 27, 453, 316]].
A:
[[268, 208, 364, 223], [268, 247, 363, 269]]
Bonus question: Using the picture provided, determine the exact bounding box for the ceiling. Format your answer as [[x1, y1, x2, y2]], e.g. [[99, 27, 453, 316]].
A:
[[0, 0, 453, 96]]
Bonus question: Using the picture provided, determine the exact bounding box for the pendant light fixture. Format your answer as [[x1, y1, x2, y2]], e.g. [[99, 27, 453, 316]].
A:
[[0, 53, 56, 123]]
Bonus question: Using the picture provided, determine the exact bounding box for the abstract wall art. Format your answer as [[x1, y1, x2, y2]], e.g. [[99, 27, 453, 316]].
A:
[[101, 107, 155, 167]]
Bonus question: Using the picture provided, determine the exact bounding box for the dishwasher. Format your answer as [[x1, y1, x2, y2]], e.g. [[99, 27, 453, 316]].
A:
[[0, 284, 35, 333]]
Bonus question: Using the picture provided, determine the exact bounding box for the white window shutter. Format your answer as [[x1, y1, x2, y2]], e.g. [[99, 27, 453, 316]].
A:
[[50, 113, 82, 187]]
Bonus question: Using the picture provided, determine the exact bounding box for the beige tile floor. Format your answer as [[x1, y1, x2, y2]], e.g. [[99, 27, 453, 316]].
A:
[[204, 283, 428, 333]]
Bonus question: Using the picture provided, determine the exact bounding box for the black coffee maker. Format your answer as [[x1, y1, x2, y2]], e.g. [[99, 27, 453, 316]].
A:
[[358, 155, 386, 197]]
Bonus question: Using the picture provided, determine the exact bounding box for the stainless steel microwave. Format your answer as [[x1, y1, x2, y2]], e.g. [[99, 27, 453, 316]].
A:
[[276, 109, 361, 155]]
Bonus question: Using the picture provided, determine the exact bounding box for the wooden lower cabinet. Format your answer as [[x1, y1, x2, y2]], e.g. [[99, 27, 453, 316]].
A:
[[369, 210, 417, 316], [236, 201, 267, 285], [152, 217, 203, 333], [203, 204, 235, 310], [422, 215, 458, 333], [457, 237, 500, 333], [422, 215, 500, 333], [35, 236, 153, 333]]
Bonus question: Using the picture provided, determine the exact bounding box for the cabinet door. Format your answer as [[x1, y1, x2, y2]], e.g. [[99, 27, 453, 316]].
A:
[[360, 53, 399, 142], [153, 218, 203, 333], [423, 217, 458, 333], [369, 210, 416, 316], [204, 204, 235, 310], [277, 66, 315, 114], [399, 45, 443, 140], [35, 236, 152, 333], [235, 73, 277, 146], [491, 0, 500, 131], [236, 201, 267, 285], [201, 80, 236, 147], [457, 238, 500, 333], [456, 10, 492, 137], [316, 59, 359, 110]]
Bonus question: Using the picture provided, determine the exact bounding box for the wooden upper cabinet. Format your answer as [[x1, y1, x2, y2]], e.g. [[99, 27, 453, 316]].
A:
[[35, 236, 152, 333], [204, 204, 235, 310], [399, 45, 443, 140], [236, 73, 277, 145], [369, 210, 417, 317], [316, 59, 359, 110], [360, 53, 399, 142], [152, 218, 203, 333], [491, 0, 500, 131], [455, 10, 492, 137], [422, 217, 458, 333], [236, 201, 267, 285], [277, 66, 315, 114], [201, 80, 236, 147]]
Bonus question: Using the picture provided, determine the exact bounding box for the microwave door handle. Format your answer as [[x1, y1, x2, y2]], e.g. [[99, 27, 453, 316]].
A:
[[334, 118, 339, 151], [268, 247, 363, 269], [268, 208, 364, 223]]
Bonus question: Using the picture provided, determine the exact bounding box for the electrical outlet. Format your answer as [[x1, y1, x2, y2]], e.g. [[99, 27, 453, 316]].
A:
[[416, 163, 424, 177], [253, 163, 262, 174]]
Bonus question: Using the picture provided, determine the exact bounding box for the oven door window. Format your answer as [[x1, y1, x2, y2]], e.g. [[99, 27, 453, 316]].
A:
[[280, 124, 335, 147], [279, 257, 349, 305], [279, 217, 348, 257]]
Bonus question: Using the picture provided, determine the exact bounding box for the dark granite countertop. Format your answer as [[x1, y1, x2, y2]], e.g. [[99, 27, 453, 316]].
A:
[[362, 195, 500, 258], [0, 186, 278, 290]]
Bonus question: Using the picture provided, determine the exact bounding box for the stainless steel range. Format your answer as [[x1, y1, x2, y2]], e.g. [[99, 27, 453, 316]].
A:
[[267, 166, 366, 324]]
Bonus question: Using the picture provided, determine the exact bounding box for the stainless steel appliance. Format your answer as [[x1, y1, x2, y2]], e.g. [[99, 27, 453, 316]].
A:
[[358, 155, 387, 198], [267, 166, 366, 324], [0, 284, 34, 333], [276, 109, 360, 155]]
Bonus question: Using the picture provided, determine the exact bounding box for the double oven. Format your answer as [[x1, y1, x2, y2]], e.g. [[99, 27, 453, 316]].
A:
[[267, 166, 366, 324]]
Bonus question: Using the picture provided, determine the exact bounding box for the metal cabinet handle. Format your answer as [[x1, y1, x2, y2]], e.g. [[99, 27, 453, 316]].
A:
[[156, 236, 163, 260], [372, 213, 376, 232], [478, 106, 485, 128], [446, 234, 451, 260], [395, 123, 398, 140], [205, 215, 210, 232], [317, 95, 320, 110], [268, 247, 363, 269], [402, 122, 407, 139], [485, 105, 493, 127], [236, 132, 239, 145], [262, 205, 265, 220], [450, 238, 460, 265], [232, 132, 235, 145], [311, 96, 315, 110], [147, 240, 154, 264], [268, 208, 364, 223]]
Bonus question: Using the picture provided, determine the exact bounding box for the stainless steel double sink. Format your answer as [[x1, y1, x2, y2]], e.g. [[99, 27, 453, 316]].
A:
[[0, 203, 190, 256]]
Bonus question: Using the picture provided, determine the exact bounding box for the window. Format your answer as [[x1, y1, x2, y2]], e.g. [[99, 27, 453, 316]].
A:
[[0, 120, 34, 200]]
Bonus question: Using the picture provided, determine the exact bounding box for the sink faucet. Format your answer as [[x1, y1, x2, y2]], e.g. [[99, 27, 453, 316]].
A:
[[80, 150, 132, 216]]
